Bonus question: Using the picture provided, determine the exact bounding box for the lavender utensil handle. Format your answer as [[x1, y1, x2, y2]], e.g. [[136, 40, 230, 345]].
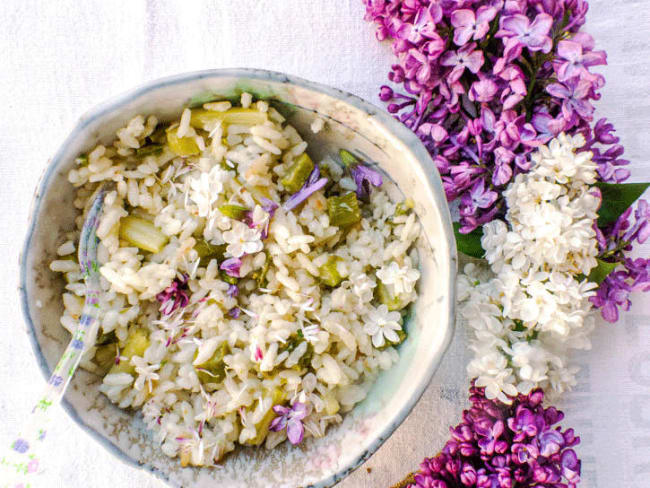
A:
[[1, 190, 105, 487]]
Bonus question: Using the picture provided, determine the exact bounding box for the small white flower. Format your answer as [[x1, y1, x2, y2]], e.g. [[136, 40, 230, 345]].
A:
[[222, 221, 263, 258], [363, 304, 402, 348], [188, 166, 228, 217], [508, 341, 550, 384], [475, 370, 519, 404], [350, 272, 376, 303], [376, 261, 420, 295], [131, 356, 160, 393]]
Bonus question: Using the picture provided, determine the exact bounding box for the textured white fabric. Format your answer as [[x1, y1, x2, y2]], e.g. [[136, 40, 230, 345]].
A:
[[0, 1, 648, 486]]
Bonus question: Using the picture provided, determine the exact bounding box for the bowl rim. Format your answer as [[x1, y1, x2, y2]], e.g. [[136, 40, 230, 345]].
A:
[[18, 67, 457, 488]]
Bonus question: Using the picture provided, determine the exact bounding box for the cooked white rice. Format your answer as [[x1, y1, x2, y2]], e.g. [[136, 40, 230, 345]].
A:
[[51, 93, 421, 466]]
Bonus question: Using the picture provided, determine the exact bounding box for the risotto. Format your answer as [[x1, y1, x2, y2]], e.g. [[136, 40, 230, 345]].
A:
[[49, 93, 421, 466]]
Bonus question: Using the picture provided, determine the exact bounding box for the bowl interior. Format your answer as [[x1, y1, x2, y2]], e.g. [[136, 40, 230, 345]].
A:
[[20, 70, 455, 488]]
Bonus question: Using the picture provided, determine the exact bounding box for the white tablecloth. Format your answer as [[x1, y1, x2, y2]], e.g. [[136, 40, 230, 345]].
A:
[[1, 1, 649, 486]]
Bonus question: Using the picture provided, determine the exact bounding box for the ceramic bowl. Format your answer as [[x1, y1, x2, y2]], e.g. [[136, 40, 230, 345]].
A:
[[19, 69, 456, 488]]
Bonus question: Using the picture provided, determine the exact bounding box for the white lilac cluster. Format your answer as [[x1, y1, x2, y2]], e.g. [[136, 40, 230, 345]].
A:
[[458, 134, 601, 403]]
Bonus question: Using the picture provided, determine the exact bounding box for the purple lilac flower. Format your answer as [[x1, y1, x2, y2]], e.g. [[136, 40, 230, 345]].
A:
[[539, 430, 565, 456], [226, 283, 239, 297], [555, 36, 607, 81], [459, 179, 498, 218], [259, 197, 279, 239], [350, 163, 383, 200], [363, 0, 626, 233], [156, 275, 189, 315], [440, 43, 484, 83], [284, 165, 328, 211], [406, 382, 581, 488], [469, 77, 499, 103], [220, 257, 242, 278], [451, 7, 497, 45], [496, 13, 554, 60], [591, 199, 650, 321], [397, 3, 442, 44], [269, 401, 308, 445], [546, 78, 594, 122]]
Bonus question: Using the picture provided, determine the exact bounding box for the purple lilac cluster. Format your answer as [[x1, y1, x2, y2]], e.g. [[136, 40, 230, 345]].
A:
[[592, 200, 650, 322], [156, 275, 189, 315], [364, 0, 628, 233], [408, 383, 581, 488]]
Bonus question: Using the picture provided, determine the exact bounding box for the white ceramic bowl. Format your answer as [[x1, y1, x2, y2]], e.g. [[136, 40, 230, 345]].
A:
[[20, 69, 456, 488]]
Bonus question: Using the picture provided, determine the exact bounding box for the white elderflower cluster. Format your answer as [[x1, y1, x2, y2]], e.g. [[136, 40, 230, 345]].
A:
[[459, 134, 600, 403]]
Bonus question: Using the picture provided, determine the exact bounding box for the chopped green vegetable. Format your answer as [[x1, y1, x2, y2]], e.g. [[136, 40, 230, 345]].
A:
[[280, 153, 314, 193], [339, 149, 359, 167], [75, 155, 88, 166], [190, 108, 267, 130], [282, 334, 314, 372], [298, 342, 314, 370], [166, 124, 200, 156], [279, 331, 304, 355], [323, 393, 340, 415], [218, 204, 249, 220], [194, 239, 226, 266], [395, 198, 414, 216], [94, 343, 117, 374], [376, 282, 409, 311], [96, 330, 116, 346], [195, 342, 229, 385], [109, 328, 150, 375], [251, 252, 270, 288], [136, 144, 163, 158], [319, 256, 343, 287], [244, 388, 286, 446], [220, 271, 238, 285], [129, 207, 155, 222], [119, 216, 169, 253], [148, 125, 168, 144], [327, 192, 361, 227]]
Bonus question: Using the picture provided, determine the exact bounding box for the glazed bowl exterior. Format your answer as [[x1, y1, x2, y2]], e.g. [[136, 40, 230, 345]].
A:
[[19, 69, 456, 488]]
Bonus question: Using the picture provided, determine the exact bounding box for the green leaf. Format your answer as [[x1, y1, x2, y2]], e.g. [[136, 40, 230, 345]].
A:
[[587, 258, 618, 284], [453, 222, 484, 259], [596, 182, 650, 227]]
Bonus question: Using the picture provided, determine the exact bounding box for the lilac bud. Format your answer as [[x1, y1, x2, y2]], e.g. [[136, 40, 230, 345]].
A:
[[460, 463, 477, 486], [445, 458, 461, 476], [497, 470, 513, 488], [387, 103, 401, 113], [379, 85, 394, 101]]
